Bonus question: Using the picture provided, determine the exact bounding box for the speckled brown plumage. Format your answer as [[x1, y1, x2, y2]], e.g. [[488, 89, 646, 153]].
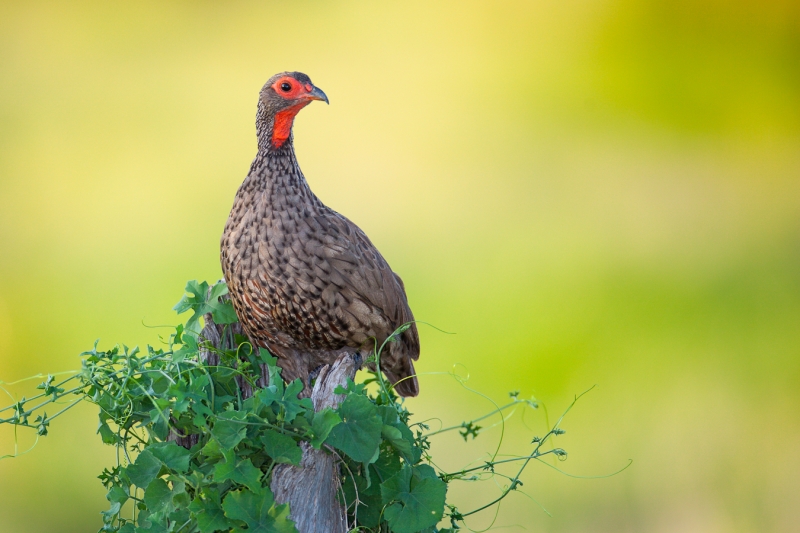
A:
[[221, 72, 420, 396]]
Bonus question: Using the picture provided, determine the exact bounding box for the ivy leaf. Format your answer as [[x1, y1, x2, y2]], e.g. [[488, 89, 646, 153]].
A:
[[281, 379, 310, 423], [124, 450, 161, 488], [201, 438, 224, 459], [150, 408, 171, 440], [100, 501, 121, 524], [256, 385, 282, 409], [208, 281, 229, 302], [342, 464, 383, 528], [213, 449, 264, 492], [325, 394, 383, 463], [189, 489, 234, 533], [310, 408, 341, 449], [333, 378, 367, 396], [173, 280, 237, 334], [380, 465, 447, 533], [97, 419, 119, 445], [144, 478, 174, 514], [193, 401, 215, 429], [171, 479, 190, 508], [148, 441, 191, 473], [257, 347, 277, 366], [173, 280, 211, 335], [257, 377, 311, 424], [376, 404, 418, 458], [381, 424, 413, 462], [371, 449, 403, 483], [172, 332, 198, 363], [211, 411, 248, 449], [260, 430, 302, 465], [207, 282, 238, 325], [209, 295, 238, 326], [106, 484, 129, 506], [222, 488, 297, 533], [136, 510, 170, 533]]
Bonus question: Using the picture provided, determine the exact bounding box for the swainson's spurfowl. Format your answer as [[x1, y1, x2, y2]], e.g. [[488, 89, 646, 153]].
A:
[[221, 72, 420, 396]]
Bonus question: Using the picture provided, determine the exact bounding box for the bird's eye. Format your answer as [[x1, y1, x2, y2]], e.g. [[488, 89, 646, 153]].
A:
[[280, 82, 292, 92]]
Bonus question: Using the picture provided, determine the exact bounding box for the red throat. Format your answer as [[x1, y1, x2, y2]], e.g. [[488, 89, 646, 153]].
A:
[[272, 102, 310, 148]]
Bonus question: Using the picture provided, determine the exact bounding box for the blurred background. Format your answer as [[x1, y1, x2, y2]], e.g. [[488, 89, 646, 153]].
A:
[[1, 1, 798, 531]]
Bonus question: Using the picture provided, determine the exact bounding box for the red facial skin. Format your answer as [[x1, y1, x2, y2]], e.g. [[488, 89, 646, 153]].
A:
[[270, 77, 315, 148]]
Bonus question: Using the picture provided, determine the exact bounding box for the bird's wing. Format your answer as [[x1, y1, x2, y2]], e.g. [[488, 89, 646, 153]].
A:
[[310, 210, 420, 386]]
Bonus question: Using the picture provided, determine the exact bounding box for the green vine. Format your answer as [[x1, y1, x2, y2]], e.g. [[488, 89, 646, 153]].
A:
[[0, 280, 617, 533]]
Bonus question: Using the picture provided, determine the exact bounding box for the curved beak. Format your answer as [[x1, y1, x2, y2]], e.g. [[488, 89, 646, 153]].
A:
[[306, 85, 329, 104]]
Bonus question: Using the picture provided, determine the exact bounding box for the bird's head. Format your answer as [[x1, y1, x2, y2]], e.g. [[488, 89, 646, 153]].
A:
[[257, 71, 328, 151]]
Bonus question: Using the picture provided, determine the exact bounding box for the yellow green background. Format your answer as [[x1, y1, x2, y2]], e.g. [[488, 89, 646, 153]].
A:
[[1, 1, 798, 531]]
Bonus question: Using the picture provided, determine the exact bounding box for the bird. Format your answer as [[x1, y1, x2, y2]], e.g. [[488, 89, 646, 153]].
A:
[[220, 71, 420, 397]]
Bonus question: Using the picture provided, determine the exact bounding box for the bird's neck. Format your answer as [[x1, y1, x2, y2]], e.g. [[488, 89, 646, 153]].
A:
[[244, 144, 321, 209], [247, 102, 323, 208], [256, 100, 310, 153]]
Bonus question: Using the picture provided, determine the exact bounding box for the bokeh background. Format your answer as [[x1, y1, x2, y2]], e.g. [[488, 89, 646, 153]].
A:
[[1, 1, 799, 532]]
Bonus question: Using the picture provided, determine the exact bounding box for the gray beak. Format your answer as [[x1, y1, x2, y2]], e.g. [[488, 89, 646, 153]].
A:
[[307, 85, 329, 104]]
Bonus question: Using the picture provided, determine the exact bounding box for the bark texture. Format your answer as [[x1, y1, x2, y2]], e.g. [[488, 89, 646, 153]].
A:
[[271, 354, 358, 533]]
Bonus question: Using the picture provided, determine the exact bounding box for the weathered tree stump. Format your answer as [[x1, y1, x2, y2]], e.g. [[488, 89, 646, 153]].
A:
[[272, 355, 356, 533]]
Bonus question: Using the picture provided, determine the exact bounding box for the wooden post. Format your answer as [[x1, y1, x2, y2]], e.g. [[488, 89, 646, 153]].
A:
[[271, 355, 356, 533]]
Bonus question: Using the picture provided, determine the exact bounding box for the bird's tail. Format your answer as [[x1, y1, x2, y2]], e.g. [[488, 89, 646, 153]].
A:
[[384, 355, 419, 397]]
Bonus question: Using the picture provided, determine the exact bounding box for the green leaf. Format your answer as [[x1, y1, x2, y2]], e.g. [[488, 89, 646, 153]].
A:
[[333, 378, 366, 396], [106, 484, 129, 506], [189, 489, 233, 533], [201, 437, 224, 459], [172, 332, 198, 363], [256, 375, 312, 424], [222, 488, 297, 533], [380, 465, 447, 533], [143, 478, 174, 514], [213, 449, 264, 492], [209, 281, 229, 301], [101, 501, 121, 524], [149, 442, 191, 473], [125, 450, 161, 488], [371, 449, 403, 483], [174, 323, 184, 344], [210, 299, 238, 325], [174, 280, 238, 335], [280, 380, 309, 423], [171, 479, 190, 508], [310, 408, 341, 449], [173, 280, 211, 335], [150, 408, 170, 440], [193, 401, 215, 428], [325, 394, 382, 463], [342, 464, 383, 528], [260, 430, 302, 465], [208, 281, 238, 324], [97, 420, 119, 445], [381, 424, 413, 461], [212, 411, 248, 449], [257, 347, 277, 366], [136, 512, 169, 533]]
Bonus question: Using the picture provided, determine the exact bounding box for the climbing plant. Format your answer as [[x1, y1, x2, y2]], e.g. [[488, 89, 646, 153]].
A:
[[0, 280, 610, 533]]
